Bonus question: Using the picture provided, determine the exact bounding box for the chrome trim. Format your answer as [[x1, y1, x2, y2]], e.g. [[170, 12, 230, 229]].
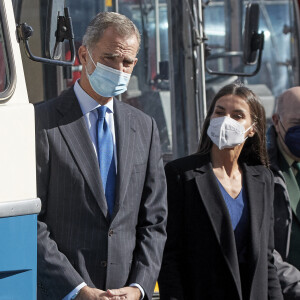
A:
[[0, 198, 41, 218]]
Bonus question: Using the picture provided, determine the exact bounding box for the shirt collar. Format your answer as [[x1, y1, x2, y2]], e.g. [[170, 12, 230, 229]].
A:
[[74, 80, 114, 115]]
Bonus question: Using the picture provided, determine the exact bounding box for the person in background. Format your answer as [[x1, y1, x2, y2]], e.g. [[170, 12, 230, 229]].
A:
[[35, 12, 167, 300], [158, 82, 283, 300], [267, 87, 300, 299]]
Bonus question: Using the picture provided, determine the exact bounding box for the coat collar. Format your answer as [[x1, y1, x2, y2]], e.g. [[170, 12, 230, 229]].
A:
[[56, 87, 109, 220], [55, 88, 136, 223], [242, 162, 266, 289], [194, 158, 242, 299], [110, 98, 136, 222], [267, 125, 282, 173], [193, 155, 266, 298]]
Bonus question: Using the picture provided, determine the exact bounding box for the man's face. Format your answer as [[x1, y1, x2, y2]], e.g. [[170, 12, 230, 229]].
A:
[[85, 26, 139, 75], [273, 93, 300, 160], [78, 26, 139, 103]]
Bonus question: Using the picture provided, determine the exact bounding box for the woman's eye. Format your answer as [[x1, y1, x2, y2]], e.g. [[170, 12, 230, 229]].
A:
[[233, 114, 243, 119]]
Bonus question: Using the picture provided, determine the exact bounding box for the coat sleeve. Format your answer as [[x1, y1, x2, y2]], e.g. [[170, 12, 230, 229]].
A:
[[273, 249, 300, 300], [158, 162, 185, 300], [267, 170, 284, 300], [127, 118, 168, 300], [35, 107, 84, 299]]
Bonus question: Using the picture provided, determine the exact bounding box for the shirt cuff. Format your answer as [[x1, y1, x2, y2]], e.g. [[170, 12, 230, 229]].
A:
[[130, 283, 145, 300], [62, 282, 87, 300]]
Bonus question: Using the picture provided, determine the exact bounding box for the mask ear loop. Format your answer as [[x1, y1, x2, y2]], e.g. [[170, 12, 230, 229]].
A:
[[279, 118, 287, 133], [243, 122, 256, 142], [277, 117, 289, 143], [85, 47, 98, 78], [86, 47, 97, 67], [245, 122, 255, 134]]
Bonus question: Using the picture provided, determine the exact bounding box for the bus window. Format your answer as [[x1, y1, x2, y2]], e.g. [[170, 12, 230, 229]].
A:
[[66, 0, 173, 158], [0, 22, 8, 93], [0, 6, 15, 102], [119, 0, 172, 157], [204, 0, 299, 125]]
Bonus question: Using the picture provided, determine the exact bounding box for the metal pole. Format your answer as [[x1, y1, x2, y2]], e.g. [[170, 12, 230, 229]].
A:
[[115, 0, 119, 13], [155, 0, 161, 73], [197, 0, 207, 129]]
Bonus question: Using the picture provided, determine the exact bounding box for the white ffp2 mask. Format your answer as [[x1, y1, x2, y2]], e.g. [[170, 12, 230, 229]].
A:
[[207, 116, 253, 150]]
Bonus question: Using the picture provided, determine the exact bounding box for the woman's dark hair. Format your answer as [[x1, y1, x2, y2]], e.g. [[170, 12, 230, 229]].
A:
[[197, 82, 269, 166]]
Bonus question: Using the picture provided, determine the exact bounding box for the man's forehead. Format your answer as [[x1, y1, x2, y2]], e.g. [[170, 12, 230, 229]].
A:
[[96, 31, 139, 50], [281, 100, 300, 120], [96, 42, 138, 58]]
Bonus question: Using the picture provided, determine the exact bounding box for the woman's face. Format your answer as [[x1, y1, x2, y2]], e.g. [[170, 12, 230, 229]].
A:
[[211, 94, 255, 137]]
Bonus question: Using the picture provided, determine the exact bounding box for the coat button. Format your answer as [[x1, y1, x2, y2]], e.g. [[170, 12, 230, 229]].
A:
[[101, 261, 107, 267], [108, 229, 114, 236]]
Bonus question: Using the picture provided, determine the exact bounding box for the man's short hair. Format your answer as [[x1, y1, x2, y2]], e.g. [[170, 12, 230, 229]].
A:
[[82, 12, 141, 50]]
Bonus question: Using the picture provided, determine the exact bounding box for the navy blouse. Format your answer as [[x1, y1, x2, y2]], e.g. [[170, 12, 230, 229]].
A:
[[217, 179, 250, 263]]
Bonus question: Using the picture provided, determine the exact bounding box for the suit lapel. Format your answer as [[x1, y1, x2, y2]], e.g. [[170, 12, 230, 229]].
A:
[[56, 88, 108, 219], [242, 164, 265, 285], [194, 161, 242, 299], [111, 99, 136, 220]]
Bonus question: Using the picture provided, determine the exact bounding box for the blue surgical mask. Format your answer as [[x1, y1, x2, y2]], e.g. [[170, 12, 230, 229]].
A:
[[285, 125, 300, 158], [86, 48, 131, 97]]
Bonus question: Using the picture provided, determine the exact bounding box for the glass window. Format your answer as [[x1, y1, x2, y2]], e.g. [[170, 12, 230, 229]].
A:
[[66, 0, 172, 157], [66, 0, 115, 44], [0, 6, 15, 102], [119, 0, 172, 156], [0, 21, 9, 94], [204, 0, 297, 125]]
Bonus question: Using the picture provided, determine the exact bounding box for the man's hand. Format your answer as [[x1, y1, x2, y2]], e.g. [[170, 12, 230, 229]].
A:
[[76, 286, 125, 300], [107, 286, 141, 300]]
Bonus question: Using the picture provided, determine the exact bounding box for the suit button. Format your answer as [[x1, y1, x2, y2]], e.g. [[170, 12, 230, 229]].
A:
[[101, 261, 107, 267], [108, 229, 114, 236]]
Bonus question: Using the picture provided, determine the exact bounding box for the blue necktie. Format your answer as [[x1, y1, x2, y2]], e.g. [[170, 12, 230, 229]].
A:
[[97, 106, 116, 216]]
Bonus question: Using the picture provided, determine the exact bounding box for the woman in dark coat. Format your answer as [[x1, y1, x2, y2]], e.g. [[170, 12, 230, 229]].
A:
[[158, 83, 283, 300]]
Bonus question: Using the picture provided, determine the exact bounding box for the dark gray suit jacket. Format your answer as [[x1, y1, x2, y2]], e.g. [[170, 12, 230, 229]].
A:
[[35, 87, 167, 299], [267, 125, 300, 299]]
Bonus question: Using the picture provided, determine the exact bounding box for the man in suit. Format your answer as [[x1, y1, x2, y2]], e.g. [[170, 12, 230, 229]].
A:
[[267, 87, 300, 299], [35, 12, 167, 300]]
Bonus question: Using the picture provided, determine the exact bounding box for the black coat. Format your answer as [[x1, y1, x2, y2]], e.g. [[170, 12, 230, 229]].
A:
[[158, 154, 283, 300]]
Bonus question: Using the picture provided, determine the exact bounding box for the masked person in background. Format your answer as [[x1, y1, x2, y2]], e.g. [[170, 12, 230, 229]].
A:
[[158, 82, 283, 300], [267, 87, 300, 299], [35, 12, 167, 300]]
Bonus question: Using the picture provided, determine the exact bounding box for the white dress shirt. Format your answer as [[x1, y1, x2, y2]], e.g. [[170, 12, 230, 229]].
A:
[[62, 81, 144, 300]]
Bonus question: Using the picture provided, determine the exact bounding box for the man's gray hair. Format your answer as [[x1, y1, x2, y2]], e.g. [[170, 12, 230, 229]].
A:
[[82, 12, 141, 50]]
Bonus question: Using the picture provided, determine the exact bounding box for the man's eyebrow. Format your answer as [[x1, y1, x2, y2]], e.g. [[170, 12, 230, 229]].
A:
[[102, 53, 135, 63], [103, 53, 119, 58], [123, 57, 135, 63]]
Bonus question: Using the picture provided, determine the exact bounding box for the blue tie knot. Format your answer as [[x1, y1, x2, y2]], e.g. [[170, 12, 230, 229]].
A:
[[97, 106, 108, 119]]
